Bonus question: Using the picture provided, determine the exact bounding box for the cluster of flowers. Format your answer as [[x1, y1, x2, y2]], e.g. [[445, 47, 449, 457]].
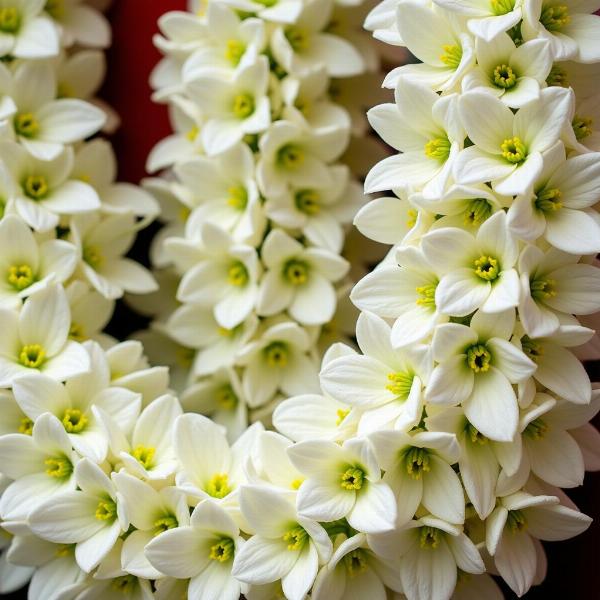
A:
[[139, 0, 386, 434], [0, 0, 164, 596]]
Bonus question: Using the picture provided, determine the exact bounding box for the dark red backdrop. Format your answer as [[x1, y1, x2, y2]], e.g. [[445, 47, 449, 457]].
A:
[[6, 1, 598, 598]]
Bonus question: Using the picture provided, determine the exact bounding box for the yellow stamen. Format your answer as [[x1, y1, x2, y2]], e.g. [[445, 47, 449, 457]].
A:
[[290, 478, 304, 490], [232, 93, 255, 119], [524, 417, 549, 440], [546, 64, 568, 88], [216, 384, 238, 410], [227, 185, 248, 210], [45, 456, 72, 479], [132, 445, 155, 469], [521, 336, 543, 362], [424, 137, 451, 160], [153, 515, 178, 536], [295, 189, 320, 215], [277, 144, 304, 170], [340, 466, 365, 490], [7, 264, 35, 291], [336, 408, 350, 426], [419, 526, 440, 549], [464, 198, 492, 226], [501, 136, 527, 164], [69, 322, 86, 342], [407, 208, 418, 228], [416, 283, 437, 307], [507, 509, 527, 532], [225, 39, 245, 66], [386, 371, 414, 399], [439, 44, 462, 69], [206, 473, 231, 499], [535, 187, 562, 212], [23, 175, 49, 199], [490, 0, 516, 16], [83, 245, 104, 269], [112, 576, 136, 592], [466, 422, 488, 445], [227, 261, 249, 286], [540, 4, 570, 31], [283, 259, 309, 285], [209, 537, 234, 561], [18, 417, 34, 435], [186, 126, 199, 142], [19, 344, 46, 369], [344, 549, 368, 576], [474, 255, 500, 281], [62, 408, 88, 434], [493, 64, 517, 88], [264, 342, 289, 368], [95, 498, 117, 521], [531, 278, 557, 300], [573, 116, 593, 141], [282, 525, 308, 551], [403, 447, 431, 480], [466, 344, 491, 373], [0, 7, 20, 33], [285, 26, 309, 52]]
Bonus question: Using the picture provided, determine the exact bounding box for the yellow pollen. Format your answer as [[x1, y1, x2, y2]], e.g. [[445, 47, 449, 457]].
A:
[[282, 525, 308, 551], [45, 456, 72, 479], [290, 478, 304, 490], [83, 245, 104, 269], [0, 7, 20, 33], [524, 417, 549, 440], [218, 327, 235, 338], [507, 509, 527, 532], [232, 93, 255, 119], [386, 371, 414, 399], [493, 64, 517, 88], [285, 26, 309, 52], [501, 136, 527, 164], [209, 537, 234, 561], [132, 445, 155, 469], [19, 344, 46, 369], [186, 126, 199, 142], [18, 417, 34, 435], [295, 189, 320, 215], [466, 344, 491, 373], [153, 515, 178, 536], [61, 408, 88, 433], [340, 466, 365, 490], [546, 64, 569, 87], [531, 278, 557, 300], [264, 342, 289, 368], [69, 322, 86, 342], [45, 0, 65, 19], [336, 408, 350, 426], [466, 422, 488, 445], [424, 137, 451, 160], [95, 498, 117, 521], [540, 4, 570, 31], [573, 116, 593, 141], [464, 198, 492, 226], [420, 526, 440, 549], [439, 44, 462, 69], [23, 175, 49, 199], [416, 283, 437, 307], [535, 187, 562, 212], [215, 384, 238, 410], [206, 473, 231, 499], [283, 259, 309, 285], [521, 336, 543, 362], [227, 185, 248, 210], [7, 264, 35, 291], [277, 144, 304, 170], [344, 549, 368, 577], [227, 261, 249, 286], [403, 447, 431, 480], [55, 544, 73, 557], [406, 208, 418, 228], [490, 0, 516, 15], [225, 39, 245, 65], [474, 255, 500, 281]]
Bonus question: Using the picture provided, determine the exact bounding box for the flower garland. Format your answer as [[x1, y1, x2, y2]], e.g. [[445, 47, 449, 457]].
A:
[[141, 0, 382, 434]]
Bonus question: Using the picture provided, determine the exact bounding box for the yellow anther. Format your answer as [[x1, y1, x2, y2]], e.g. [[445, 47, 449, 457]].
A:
[[524, 417, 549, 440], [0, 7, 20, 32], [415, 283, 437, 307], [531, 278, 557, 300], [521, 336, 543, 362], [23, 175, 49, 199], [407, 208, 418, 228], [466, 421, 487, 445], [336, 408, 350, 426], [493, 64, 517, 88], [295, 189, 320, 215], [464, 198, 492, 226], [535, 187, 562, 212], [501, 136, 527, 164], [153, 515, 178, 536], [227, 185, 248, 210], [232, 93, 255, 119], [285, 26, 309, 52], [474, 255, 500, 281], [19, 344, 46, 369], [540, 4, 570, 31], [7, 264, 34, 291], [466, 344, 492, 373], [206, 473, 231, 499], [227, 261, 249, 286], [282, 526, 308, 551], [291, 478, 304, 490], [420, 526, 440, 549], [225, 39, 245, 66], [424, 137, 451, 160], [18, 417, 34, 435], [132, 445, 155, 469], [546, 64, 568, 88], [386, 371, 414, 399], [403, 447, 431, 480], [340, 466, 365, 490], [277, 144, 304, 170], [45, 456, 72, 479], [215, 384, 238, 410], [55, 544, 73, 557], [573, 116, 593, 141], [507, 509, 527, 532], [186, 126, 199, 142], [490, 0, 516, 15], [439, 44, 462, 68], [61, 408, 88, 434], [83, 245, 104, 269], [344, 549, 368, 577], [264, 342, 289, 368], [95, 498, 117, 521], [68, 322, 86, 342], [209, 537, 234, 561], [283, 259, 309, 285]]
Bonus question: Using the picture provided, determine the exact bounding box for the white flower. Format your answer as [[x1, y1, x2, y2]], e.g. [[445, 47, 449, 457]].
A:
[[463, 33, 552, 108], [287, 436, 397, 533], [486, 491, 592, 597], [0, 215, 77, 309], [29, 458, 126, 573], [45, 0, 111, 48], [257, 229, 349, 325], [454, 87, 572, 195], [12, 341, 141, 462], [426, 309, 536, 442], [187, 56, 271, 155], [113, 471, 190, 579], [507, 143, 600, 254], [421, 211, 520, 316], [219, 0, 304, 24], [368, 516, 485, 600], [232, 485, 332, 600], [0, 0, 59, 59], [0, 284, 90, 387], [0, 412, 77, 523]]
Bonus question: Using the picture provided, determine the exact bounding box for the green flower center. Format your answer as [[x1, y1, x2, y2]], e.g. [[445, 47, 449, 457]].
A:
[[573, 116, 593, 140], [507, 509, 527, 532], [206, 473, 231, 499], [225, 39, 245, 66], [531, 277, 557, 301], [535, 187, 562, 212], [501, 136, 527, 163], [521, 336, 543, 362], [402, 446, 431, 480], [69, 322, 86, 342], [285, 26, 309, 52], [153, 515, 178, 536], [424, 136, 451, 161], [14, 113, 39, 138], [340, 466, 365, 490], [0, 8, 20, 33], [227, 261, 249, 287], [295, 189, 320, 215], [18, 417, 34, 435], [83, 245, 104, 269], [344, 549, 368, 577], [62, 408, 88, 433], [386, 371, 414, 399], [23, 175, 49, 200], [95, 498, 117, 521], [439, 44, 462, 69], [7, 264, 35, 291], [540, 4, 570, 31], [283, 259, 309, 285], [232, 93, 255, 119], [490, 0, 516, 15], [493, 64, 517, 88], [263, 342, 289, 367], [474, 255, 500, 281], [132, 445, 155, 469], [466, 344, 492, 373], [209, 537, 235, 561], [419, 526, 441, 549], [465, 421, 488, 445], [524, 417, 549, 440], [282, 525, 308, 551], [227, 186, 248, 211], [546, 64, 568, 87], [216, 384, 238, 410], [45, 456, 72, 479], [19, 344, 46, 368], [415, 282, 437, 307], [463, 198, 492, 226], [277, 144, 304, 170]]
